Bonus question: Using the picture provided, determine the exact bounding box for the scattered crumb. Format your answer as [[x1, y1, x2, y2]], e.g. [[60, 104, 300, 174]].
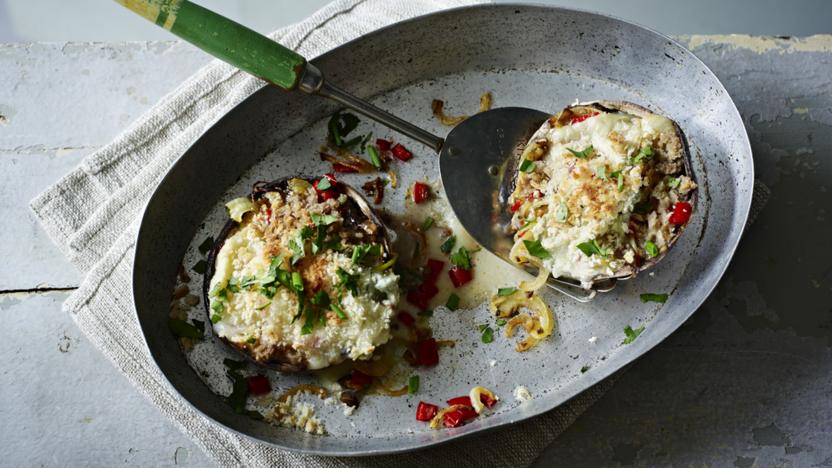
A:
[[489, 359, 497, 367], [343, 404, 356, 416], [265, 395, 325, 435], [649, 272, 655, 277], [588, 336, 597, 344], [513, 385, 532, 402]]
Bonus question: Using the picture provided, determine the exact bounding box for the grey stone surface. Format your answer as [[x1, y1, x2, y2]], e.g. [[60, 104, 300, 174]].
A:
[[1, 36, 830, 466]]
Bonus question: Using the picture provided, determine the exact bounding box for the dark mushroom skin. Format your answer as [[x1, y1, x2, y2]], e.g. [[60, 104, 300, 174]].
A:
[[203, 177, 395, 373]]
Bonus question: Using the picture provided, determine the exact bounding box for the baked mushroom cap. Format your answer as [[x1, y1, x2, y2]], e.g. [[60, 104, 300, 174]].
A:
[[204, 177, 399, 372]]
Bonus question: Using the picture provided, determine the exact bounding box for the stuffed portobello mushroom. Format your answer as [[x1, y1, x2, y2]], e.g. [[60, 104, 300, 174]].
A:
[[508, 101, 697, 288], [205, 176, 399, 372]]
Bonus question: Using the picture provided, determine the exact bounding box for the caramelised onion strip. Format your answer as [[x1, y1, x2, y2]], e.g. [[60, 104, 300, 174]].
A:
[[431, 99, 467, 126], [277, 384, 328, 403], [319, 151, 375, 173], [478, 92, 493, 113], [519, 265, 550, 292]]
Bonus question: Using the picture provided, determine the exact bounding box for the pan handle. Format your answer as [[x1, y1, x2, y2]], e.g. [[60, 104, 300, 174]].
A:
[[115, 0, 445, 152]]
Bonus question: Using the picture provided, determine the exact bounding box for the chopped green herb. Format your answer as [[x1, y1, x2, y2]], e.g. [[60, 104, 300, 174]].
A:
[[481, 325, 494, 344], [667, 177, 681, 189], [408, 375, 420, 394], [351, 243, 381, 264], [519, 158, 535, 173], [291, 272, 304, 292], [210, 313, 222, 324], [168, 318, 203, 339], [596, 166, 607, 180], [576, 239, 608, 258], [450, 246, 472, 270], [640, 293, 668, 303], [315, 177, 332, 191], [240, 275, 259, 288], [580, 365, 590, 373], [288, 236, 305, 265], [523, 239, 551, 259], [617, 172, 625, 191], [623, 324, 645, 344], [198, 237, 214, 254], [327, 111, 361, 149], [644, 241, 659, 258], [496, 318, 507, 327], [421, 216, 435, 231], [300, 307, 316, 335], [373, 255, 397, 272], [497, 287, 517, 297], [192, 260, 207, 274], [439, 235, 457, 254], [330, 302, 348, 320], [567, 145, 594, 159], [555, 202, 568, 223], [368, 145, 383, 169], [226, 278, 240, 293], [631, 146, 654, 164], [226, 369, 248, 414], [311, 213, 338, 226], [445, 293, 461, 311], [359, 132, 373, 152], [246, 336, 257, 344], [311, 291, 330, 308], [336, 267, 359, 295]]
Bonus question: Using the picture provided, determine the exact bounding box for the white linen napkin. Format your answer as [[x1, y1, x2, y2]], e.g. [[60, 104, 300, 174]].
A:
[[29, 0, 624, 466]]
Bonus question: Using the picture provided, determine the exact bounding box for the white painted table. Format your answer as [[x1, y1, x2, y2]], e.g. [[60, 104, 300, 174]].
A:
[[1, 36, 831, 467]]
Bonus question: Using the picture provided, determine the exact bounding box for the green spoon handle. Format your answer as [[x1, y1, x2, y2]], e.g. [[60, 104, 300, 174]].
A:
[[115, 0, 306, 89]]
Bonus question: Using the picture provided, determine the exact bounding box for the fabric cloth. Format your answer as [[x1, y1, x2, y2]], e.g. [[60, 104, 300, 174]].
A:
[[30, 0, 624, 466]]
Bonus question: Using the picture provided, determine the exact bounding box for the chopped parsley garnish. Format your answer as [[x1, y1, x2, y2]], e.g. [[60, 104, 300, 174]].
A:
[[300, 306, 316, 335], [631, 146, 654, 164], [351, 243, 381, 264], [368, 145, 383, 169], [336, 267, 359, 295], [496, 318, 507, 327], [580, 365, 590, 373], [226, 278, 241, 293], [555, 202, 568, 223], [576, 239, 608, 258], [192, 260, 207, 274], [445, 293, 461, 311], [359, 132, 373, 152], [450, 246, 472, 270], [567, 145, 594, 159], [408, 375, 420, 394], [622, 324, 645, 344], [198, 236, 214, 254], [421, 216, 435, 231], [644, 241, 659, 258], [210, 312, 222, 324], [210, 300, 225, 324], [168, 318, 203, 339], [617, 172, 625, 191], [640, 293, 668, 303], [311, 213, 338, 226], [246, 336, 257, 344], [239, 275, 259, 288], [667, 176, 681, 189], [288, 234, 306, 265], [315, 177, 332, 191], [497, 287, 517, 296], [480, 325, 494, 344], [439, 235, 457, 254], [330, 302, 348, 320], [311, 290, 330, 308], [519, 158, 535, 173], [523, 239, 551, 259], [327, 111, 361, 149], [291, 271, 304, 292]]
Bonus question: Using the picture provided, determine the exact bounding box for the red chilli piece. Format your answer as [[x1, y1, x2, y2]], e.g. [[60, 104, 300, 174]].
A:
[[425, 259, 445, 282], [510, 199, 523, 213], [331, 163, 358, 173], [415, 338, 439, 367], [668, 201, 693, 225], [442, 406, 479, 428], [375, 138, 392, 152], [412, 182, 430, 204], [416, 401, 439, 422], [397, 311, 416, 327], [246, 375, 271, 395], [446, 396, 472, 407], [448, 266, 473, 288], [570, 111, 600, 124], [481, 393, 497, 409], [391, 143, 413, 161]]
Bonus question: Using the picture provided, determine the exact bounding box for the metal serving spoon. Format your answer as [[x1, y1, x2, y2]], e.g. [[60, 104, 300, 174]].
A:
[[118, 0, 606, 301]]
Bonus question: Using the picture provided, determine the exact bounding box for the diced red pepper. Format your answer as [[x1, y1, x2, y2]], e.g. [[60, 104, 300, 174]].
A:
[[527, 190, 542, 201], [412, 182, 430, 204], [668, 201, 693, 225], [349, 370, 373, 388], [570, 112, 599, 124], [397, 311, 415, 327], [442, 406, 479, 428], [481, 393, 497, 409], [331, 163, 358, 173], [416, 401, 439, 421], [510, 199, 523, 213], [376, 138, 392, 152], [246, 375, 271, 395], [415, 338, 439, 366], [391, 143, 413, 161], [446, 396, 472, 407], [425, 259, 445, 282], [448, 267, 473, 288], [313, 177, 338, 202]]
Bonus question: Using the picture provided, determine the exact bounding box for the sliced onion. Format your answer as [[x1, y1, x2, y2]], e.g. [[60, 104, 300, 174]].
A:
[[519, 266, 549, 292], [469, 386, 497, 414]]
